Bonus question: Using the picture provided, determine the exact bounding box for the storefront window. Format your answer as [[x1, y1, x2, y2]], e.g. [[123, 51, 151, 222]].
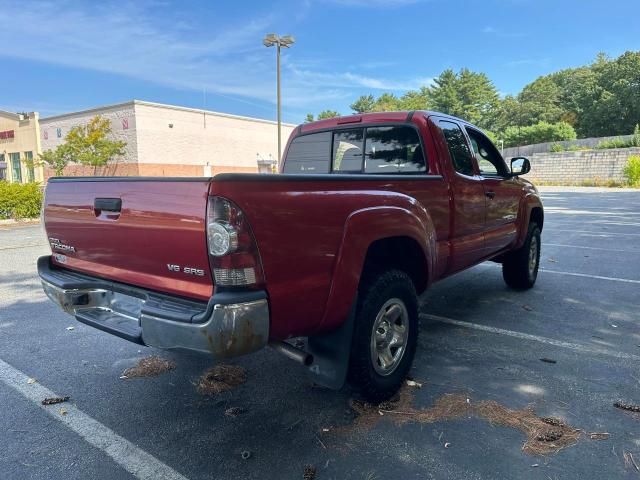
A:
[[9, 153, 22, 183], [0, 154, 6, 181], [24, 151, 35, 182]]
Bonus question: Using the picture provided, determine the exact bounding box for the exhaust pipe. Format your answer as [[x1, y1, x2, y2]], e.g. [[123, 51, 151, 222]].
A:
[[270, 341, 313, 366]]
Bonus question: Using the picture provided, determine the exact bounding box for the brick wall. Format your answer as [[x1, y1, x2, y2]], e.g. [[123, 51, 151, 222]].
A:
[[526, 147, 640, 184]]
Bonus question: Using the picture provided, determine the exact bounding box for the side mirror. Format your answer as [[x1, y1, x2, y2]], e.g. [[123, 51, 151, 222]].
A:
[[510, 157, 530, 176]]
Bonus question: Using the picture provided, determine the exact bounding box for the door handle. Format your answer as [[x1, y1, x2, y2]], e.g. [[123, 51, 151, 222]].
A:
[[485, 191, 496, 199], [94, 198, 122, 213]]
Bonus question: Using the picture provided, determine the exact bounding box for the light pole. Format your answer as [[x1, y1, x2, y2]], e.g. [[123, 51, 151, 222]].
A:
[[263, 33, 295, 170]]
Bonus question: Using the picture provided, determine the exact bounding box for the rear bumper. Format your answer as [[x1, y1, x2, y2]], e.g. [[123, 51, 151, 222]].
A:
[[37, 256, 269, 359]]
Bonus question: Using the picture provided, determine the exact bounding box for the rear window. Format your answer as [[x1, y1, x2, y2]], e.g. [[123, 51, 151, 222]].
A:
[[282, 132, 332, 173], [283, 124, 427, 175], [364, 126, 425, 174], [333, 129, 364, 173]]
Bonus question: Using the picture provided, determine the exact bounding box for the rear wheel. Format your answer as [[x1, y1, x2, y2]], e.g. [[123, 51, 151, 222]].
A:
[[348, 269, 418, 402], [502, 222, 541, 289]]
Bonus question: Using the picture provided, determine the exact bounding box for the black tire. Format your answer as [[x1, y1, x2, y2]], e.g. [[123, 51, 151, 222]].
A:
[[348, 269, 418, 403], [502, 222, 541, 290]]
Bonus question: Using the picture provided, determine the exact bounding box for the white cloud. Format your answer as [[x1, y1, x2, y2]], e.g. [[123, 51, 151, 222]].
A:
[[0, 1, 434, 120]]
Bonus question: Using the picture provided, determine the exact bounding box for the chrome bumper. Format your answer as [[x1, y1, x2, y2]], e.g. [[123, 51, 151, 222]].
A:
[[40, 262, 269, 359]]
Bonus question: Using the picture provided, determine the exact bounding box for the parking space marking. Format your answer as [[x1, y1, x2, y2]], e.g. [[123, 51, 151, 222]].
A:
[[420, 313, 640, 361], [544, 243, 639, 253], [540, 269, 640, 284], [480, 263, 640, 283], [0, 358, 190, 480], [0, 243, 47, 251], [545, 229, 640, 237]]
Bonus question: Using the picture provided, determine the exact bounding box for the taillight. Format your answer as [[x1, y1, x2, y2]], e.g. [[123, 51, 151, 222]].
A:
[[206, 196, 264, 288]]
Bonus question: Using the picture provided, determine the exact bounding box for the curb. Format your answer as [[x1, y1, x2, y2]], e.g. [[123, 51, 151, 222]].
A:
[[0, 218, 40, 227]]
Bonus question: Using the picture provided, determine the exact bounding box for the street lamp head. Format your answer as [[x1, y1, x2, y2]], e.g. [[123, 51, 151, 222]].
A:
[[279, 35, 295, 48], [263, 33, 278, 47]]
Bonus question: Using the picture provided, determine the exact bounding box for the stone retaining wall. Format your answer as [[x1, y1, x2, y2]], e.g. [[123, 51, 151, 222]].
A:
[[526, 147, 640, 184]]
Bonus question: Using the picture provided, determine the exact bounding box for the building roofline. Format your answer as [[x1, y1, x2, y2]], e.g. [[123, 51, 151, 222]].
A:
[[40, 99, 297, 127], [0, 110, 21, 121]]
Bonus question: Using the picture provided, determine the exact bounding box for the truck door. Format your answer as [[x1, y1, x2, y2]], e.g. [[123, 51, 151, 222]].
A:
[[464, 126, 521, 254], [434, 119, 487, 274]]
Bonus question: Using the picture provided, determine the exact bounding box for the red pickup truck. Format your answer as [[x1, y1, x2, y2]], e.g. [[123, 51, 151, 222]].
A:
[[39, 111, 543, 401]]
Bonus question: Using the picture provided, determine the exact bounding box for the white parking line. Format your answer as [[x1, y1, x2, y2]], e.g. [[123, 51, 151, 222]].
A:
[[0, 243, 47, 251], [0, 358, 190, 480], [420, 313, 640, 361], [545, 229, 640, 237], [544, 243, 639, 253], [481, 263, 640, 284], [541, 269, 640, 284]]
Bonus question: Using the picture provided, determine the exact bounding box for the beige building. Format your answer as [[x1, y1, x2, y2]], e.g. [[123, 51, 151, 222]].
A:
[[0, 110, 44, 183], [39, 100, 296, 178]]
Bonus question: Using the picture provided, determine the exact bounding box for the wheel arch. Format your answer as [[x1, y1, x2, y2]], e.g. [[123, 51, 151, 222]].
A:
[[516, 194, 544, 248], [361, 236, 429, 295], [316, 205, 436, 334]]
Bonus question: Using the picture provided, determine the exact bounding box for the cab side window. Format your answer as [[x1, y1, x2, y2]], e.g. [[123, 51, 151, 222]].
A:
[[364, 126, 426, 174], [465, 127, 508, 176], [438, 120, 475, 176]]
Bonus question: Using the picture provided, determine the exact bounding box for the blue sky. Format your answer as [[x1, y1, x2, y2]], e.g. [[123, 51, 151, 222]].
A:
[[1, 0, 638, 124]]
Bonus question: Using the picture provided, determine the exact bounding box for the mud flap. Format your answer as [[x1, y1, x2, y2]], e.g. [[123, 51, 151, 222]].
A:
[[305, 297, 357, 390]]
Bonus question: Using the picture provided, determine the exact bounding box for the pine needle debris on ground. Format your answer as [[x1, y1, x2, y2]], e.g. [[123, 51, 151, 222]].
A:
[[121, 356, 176, 379], [225, 407, 246, 417], [41, 396, 70, 405], [347, 386, 581, 455], [196, 365, 247, 396], [303, 464, 316, 480], [614, 401, 640, 413], [624, 451, 640, 472]]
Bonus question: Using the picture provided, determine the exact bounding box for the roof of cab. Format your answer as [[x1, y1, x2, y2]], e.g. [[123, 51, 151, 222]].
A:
[[298, 110, 467, 134]]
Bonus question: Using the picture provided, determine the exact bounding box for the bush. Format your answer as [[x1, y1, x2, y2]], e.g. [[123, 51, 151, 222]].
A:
[[550, 143, 565, 152], [595, 124, 640, 149], [0, 181, 43, 219], [595, 137, 633, 149], [624, 155, 640, 187], [502, 121, 577, 148]]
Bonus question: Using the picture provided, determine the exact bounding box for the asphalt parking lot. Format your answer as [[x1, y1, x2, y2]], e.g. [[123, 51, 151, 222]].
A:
[[1, 186, 639, 480]]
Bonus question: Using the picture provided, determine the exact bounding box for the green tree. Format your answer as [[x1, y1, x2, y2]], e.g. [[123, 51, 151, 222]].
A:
[[65, 116, 126, 174], [39, 143, 75, 176], [372, 93, 401, 112], [304, 113, 315, 123], [493, 95, 524, 133], [317, 110, 340, 120], [37, 116, 126, 176], [427, 68, 499, 129], [517, 76, 564, 125], [398, 87, 429, 110], [350, 95, 376, 113]]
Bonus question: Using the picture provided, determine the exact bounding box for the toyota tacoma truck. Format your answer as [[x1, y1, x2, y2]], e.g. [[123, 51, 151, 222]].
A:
[[39, 111, 543, 401]]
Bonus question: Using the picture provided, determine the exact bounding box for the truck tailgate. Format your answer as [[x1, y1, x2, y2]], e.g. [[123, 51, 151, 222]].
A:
[[44, 178, 213, 301]]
